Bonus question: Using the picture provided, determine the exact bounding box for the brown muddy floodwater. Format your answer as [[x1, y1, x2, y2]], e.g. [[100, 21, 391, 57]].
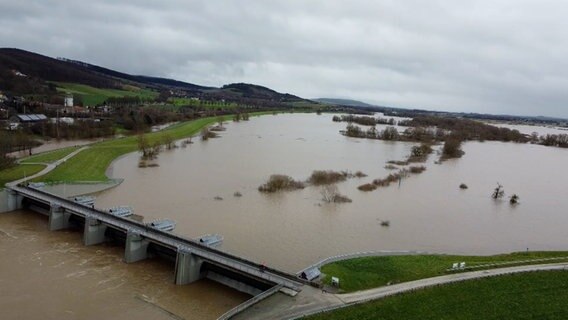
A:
[[97, 113, 568, 271], [0, 211, 249, 320], [2, 113, 568, 319]]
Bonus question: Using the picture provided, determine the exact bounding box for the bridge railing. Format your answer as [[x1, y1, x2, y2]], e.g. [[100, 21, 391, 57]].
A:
[[217, 284, 283, 320]]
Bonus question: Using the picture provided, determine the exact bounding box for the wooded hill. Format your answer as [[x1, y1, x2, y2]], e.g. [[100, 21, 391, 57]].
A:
[[0, 48, 313, 108]]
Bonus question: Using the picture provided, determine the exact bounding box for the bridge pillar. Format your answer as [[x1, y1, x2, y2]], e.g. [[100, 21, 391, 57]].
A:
[[6, 190, 23, 212], [83, 217, 107, 246], [124, 231, 149, 263], [48, 204, 71, 231], [174, 249, 204, 285]]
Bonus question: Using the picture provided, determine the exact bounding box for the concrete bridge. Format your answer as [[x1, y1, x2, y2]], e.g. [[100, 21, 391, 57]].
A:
[[5, 185, 306, 295]]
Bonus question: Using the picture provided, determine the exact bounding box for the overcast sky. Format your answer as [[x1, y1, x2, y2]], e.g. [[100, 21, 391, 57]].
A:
[[1, 1, 567, 118]]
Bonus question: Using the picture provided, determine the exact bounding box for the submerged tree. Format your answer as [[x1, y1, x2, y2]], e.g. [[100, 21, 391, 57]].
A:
[[492, 183, 505, 199], [510, 194, 520, 205], [161, 133, 175, 150], [137, 133, 151, 157], [320, 185, 352, 203], [442, 136, 464, 159], [321, 185, 339, 203]]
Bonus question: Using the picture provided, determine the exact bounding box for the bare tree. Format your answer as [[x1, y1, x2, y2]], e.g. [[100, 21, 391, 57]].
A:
[[492, 183, 505, 199], [321, 185, 353, 203], [321, 185, 339, 203], [137, 133, 150, 158]]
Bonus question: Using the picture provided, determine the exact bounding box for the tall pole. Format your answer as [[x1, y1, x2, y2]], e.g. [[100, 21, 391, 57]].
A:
[[56, 108, 60, 140]]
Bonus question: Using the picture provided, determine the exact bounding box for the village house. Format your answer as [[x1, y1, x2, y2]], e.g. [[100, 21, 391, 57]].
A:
[[8, 114, 48, 130]]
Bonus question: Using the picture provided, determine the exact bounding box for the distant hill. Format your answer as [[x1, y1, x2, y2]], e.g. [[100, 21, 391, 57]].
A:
[[0, 48, 314, 107], [314, 98, 374, 108], [218, 83, 305, 103]]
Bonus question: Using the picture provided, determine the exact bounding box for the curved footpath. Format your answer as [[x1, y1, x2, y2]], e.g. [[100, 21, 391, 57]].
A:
[[233, 262, 568, 320], [6, 146, 89, 187]]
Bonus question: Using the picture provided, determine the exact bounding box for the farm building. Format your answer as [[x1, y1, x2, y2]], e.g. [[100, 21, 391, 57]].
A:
[[9, 114, 48, 129]]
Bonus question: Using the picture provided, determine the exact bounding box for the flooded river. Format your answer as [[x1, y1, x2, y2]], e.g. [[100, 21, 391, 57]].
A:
[[97, 113, 568, 271], [0, 211, 249, 320], [2, 113, 568, 319]]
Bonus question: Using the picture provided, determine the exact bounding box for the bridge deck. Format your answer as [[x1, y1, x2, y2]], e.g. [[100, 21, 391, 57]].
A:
[[10, 185, 305, 291]]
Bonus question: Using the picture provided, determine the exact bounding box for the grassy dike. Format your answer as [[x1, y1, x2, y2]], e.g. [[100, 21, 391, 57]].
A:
[[0, 164, 46, 186], [33, 112, 275, 183], [36, 116, 233, 182], [321, 251, 568, 293], [20, 146, 81, 164], [307, 271, 568, 320]]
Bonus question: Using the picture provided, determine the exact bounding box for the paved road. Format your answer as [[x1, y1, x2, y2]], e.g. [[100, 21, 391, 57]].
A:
[[235, 262, 568, 320], [8, 146, 89, 187]]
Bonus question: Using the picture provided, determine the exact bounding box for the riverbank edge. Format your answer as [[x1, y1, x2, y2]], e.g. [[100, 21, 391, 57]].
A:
[[317, 251, 568, 293], [299, 267, 568, 320], [1, 111, 283, 185]]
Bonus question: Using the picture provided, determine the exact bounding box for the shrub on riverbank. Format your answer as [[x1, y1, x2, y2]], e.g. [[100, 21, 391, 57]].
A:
[[258, 174, 305, 193], [308, 170, 349, 185], [387, 160, 409, 166], [442, 137, 465, 159], [358, 183, 377, 192], [308, 170, 367, 185], [201, 127, 218, 140], [354, 171, 367, 178], [409, 166, 426, 174], [408, 143, 434, 162], [373, 172, 403, 187]]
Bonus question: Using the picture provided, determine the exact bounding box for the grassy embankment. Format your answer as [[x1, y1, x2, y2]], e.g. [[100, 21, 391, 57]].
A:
[[307, 271, 568, 320], [0, 112, 276, 185], [0, 164, 45, 186], [55, 82, 158, 106], [20, 146, 81, 164], [0, 147, 81, 186], [322, 251, 568, 293], [36, 113, 273, 183]]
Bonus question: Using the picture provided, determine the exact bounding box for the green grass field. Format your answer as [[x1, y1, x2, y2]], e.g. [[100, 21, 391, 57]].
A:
[[20, 146, 81, 164], [307, 271, 568, 320], [0, 164, 45, 186], [55, 82, 158, 106], [321, 251, 568, 293]]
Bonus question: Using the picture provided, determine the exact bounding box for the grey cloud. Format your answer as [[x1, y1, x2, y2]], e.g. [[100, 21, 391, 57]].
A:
[[1, 0, 567, 117]]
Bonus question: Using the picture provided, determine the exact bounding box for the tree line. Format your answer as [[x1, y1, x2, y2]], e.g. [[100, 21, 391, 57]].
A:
[[0, 131, 40, 169]]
